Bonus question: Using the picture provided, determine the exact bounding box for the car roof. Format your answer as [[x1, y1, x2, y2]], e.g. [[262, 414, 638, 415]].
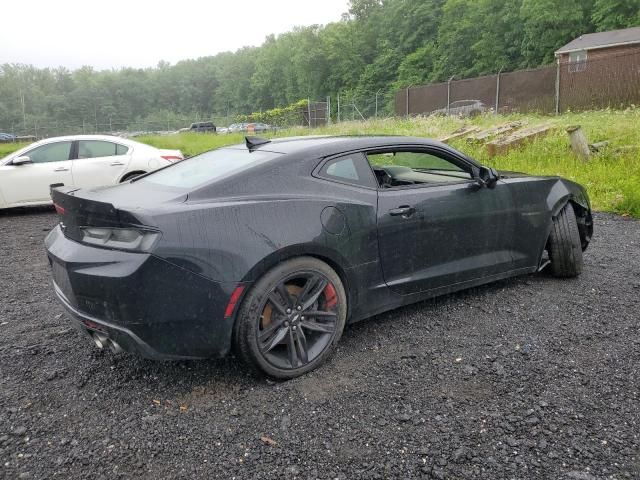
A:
[[222, 135, 454, 156], [29, 134, 133, 144]]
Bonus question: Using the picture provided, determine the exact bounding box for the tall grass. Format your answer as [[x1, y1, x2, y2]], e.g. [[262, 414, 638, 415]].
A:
[[136, 132, 247, 157]]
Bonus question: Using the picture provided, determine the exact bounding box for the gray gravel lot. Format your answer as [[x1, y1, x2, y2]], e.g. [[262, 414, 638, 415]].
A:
[[0, 208, 639, 480]]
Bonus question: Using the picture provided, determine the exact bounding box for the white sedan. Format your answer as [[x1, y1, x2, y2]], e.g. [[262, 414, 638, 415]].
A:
[[0, 135, 183, 209]]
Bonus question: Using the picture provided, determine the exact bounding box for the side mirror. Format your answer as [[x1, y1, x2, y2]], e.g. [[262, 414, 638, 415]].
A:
[[12, 156, 32, 165], [476, 166, 499, 189]]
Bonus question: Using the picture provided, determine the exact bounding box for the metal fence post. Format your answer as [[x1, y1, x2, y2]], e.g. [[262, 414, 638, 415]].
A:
[[405, 86, 412, 118], [326, 96, 331, 125], [495, 67, 504, 114], [337, 93, 341, 123], [447, 76, 455, 115], [375, 89, 382, 118], [555, 58, 561, 115]]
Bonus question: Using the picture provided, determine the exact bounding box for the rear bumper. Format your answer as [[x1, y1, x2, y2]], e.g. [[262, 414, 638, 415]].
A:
[[54, 282, 195, 360], [45, 225, 246, 359]]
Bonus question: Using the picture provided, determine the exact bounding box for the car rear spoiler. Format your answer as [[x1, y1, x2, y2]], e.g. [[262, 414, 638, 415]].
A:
[[50, 187, 144, 240]]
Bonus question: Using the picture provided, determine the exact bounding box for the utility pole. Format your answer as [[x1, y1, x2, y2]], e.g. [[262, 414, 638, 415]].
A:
[[337, 93, 341, 123], [375, 89, 382, 118], [20, 89, 26, 130]]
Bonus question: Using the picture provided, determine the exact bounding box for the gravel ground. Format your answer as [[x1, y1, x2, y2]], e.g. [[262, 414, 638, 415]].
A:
[[0, 208, 639, 480]]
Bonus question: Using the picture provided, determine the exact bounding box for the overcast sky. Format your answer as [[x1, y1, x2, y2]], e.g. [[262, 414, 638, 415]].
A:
[[1, 0, 349, 70]]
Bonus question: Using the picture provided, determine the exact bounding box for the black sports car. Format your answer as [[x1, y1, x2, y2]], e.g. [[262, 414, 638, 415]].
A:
[[45, 135, 593, 378]]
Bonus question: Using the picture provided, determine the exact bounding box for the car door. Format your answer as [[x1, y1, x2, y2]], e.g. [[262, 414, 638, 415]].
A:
[[0, 141, 74, 206], [371, 147, 517, 295], [71, 140, 132, 189]]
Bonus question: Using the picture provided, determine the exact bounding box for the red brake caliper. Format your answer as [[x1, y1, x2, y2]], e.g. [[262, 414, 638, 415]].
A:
[[323, 283, 337, 310]]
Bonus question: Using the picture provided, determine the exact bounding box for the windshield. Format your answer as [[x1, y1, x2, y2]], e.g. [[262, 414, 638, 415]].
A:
[[141, 147, 282, 189]]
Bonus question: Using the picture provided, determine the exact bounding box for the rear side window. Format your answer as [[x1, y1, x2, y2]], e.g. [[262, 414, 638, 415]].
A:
[[116, 144, 129, 155], [78, 140, 120, 159], [141, 148, 281, 189], [318, 153, 377, 188]]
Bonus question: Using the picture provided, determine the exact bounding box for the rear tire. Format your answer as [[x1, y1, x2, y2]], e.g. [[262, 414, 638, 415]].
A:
[[548, 203, 583, 278], [234, 257, 347, 379]]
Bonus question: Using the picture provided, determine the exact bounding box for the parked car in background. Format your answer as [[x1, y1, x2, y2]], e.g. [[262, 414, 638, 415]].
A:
[[0, 135, 183, 209], [46, 135, 592, 378], [0, 133, 16, 143], [225, 122, 272, 134], [251, 122, 271, 133], [227, 123, 248, 133], [432, 100, 486, 117], [189, 121, 216, 133]]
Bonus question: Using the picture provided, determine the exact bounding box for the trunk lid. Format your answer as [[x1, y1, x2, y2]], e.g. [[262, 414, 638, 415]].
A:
[[50, 182, 186, 242]]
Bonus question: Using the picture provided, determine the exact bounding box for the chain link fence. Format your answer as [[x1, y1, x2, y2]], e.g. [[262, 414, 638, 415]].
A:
[[336, 90, 395, 122]]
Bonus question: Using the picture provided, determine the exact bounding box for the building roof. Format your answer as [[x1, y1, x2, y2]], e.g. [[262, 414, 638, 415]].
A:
[[555, 26, 640, 55]]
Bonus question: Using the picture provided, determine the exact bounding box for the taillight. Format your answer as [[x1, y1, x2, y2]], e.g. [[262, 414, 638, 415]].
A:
[[161, 155, 183, 163], [53, 203, 65, 215], [79, 227, 160, 252]]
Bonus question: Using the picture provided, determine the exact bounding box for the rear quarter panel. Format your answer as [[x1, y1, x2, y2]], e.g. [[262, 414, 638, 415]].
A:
[[149, 175, 380, 289]]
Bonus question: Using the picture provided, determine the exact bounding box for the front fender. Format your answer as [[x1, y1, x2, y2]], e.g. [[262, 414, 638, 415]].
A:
[[549, 179, 591, 218]]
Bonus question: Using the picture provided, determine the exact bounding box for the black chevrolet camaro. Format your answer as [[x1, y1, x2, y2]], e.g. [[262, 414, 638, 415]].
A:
[[45, 136, 593, 378]]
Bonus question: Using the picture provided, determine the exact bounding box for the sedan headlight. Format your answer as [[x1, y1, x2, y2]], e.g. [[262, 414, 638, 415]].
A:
[[80, 227, 160, 252]]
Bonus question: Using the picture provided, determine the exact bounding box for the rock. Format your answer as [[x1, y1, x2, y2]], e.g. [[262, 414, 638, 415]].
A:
[[12, 427, 27, 436], [280, 415, 291, 431], [567, 471, 597, 480], [397, 413, 412, 423], [431, 468, 446, 480], [462, 365, 476, 375], [452, 446, 468, 463], [506, 437, 519, 447], [526, 416, 540, 425]]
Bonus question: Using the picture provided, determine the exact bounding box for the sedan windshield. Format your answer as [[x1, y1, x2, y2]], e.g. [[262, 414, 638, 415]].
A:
[[141, 147, 281, 189]]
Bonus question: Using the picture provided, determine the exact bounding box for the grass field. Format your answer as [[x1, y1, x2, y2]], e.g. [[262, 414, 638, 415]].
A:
[[142, 110, 640, 217], [2, 109, 639, 216]]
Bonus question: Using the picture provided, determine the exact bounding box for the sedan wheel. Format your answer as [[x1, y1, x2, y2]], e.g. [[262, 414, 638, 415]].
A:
[[235, 257, 347, 379]]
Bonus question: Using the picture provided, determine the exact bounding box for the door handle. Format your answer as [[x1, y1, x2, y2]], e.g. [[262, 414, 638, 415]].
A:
[[110, 162, 125, 166], [53, 167, 69, 172], [389, 205, 416, 217]]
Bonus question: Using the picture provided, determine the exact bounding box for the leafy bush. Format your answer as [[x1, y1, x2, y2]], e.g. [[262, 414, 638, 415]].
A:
[[235, 100, 309, 127]]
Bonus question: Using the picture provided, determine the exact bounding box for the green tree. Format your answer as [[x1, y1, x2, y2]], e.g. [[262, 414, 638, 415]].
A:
[[592, 0, 640, 31], [520, 0, 594, 66]]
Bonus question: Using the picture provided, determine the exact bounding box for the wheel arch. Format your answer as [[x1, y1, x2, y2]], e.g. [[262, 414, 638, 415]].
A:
[[238, 244, 356, 321], [119, 170, 147, 182], [539, 191, 593, 266]]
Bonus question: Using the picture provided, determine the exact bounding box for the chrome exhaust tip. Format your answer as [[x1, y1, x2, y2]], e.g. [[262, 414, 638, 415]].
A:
[[92, 332, 108, 349], [106, 338, 123, 354]]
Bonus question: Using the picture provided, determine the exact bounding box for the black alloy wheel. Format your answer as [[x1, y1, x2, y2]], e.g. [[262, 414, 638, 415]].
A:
[[234, 257, 347, 379]]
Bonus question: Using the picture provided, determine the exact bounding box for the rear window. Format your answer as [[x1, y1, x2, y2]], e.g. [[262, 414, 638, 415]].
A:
[[140, 148, 281, 189]]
